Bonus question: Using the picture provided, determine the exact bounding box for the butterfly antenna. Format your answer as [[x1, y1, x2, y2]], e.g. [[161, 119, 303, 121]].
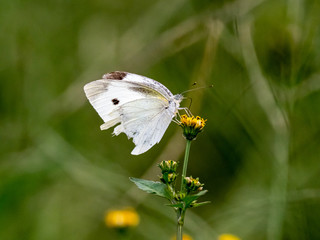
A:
[[181, 84, 213, 95]]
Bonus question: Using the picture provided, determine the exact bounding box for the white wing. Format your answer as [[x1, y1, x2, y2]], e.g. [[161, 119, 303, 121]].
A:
[[84, 71, 179, 155], [112, 98, 174, 155], [83, 71, 172, 123], [103, 71, 174, 99]]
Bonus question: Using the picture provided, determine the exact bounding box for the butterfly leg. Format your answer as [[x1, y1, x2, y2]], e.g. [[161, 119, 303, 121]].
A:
[[178, 107, 193, 116], [172, 107, 192, 124], [172, 117, 181, 125]]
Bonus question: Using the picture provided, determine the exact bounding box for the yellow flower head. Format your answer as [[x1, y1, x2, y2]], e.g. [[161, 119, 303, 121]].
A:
[[218, 234, 241, 240], [105, 208, 140, 229], [172, 234, 193, 240], [179, 115, 207, 140]]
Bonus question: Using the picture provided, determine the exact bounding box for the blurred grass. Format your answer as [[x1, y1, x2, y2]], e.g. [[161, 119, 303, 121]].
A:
[[1, 0, 320, 239]]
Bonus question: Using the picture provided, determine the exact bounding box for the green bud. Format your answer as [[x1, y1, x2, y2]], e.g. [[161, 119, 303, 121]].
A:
[[167, 173, 176, 183], [183, 176, 204, 192], [160, 172, 177, 184], [174, 192, 186, 201], [189, 200, 198, 208], [158, 160, 177, 174]]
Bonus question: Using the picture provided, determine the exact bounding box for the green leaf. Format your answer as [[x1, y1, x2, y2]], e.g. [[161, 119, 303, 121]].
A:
[[129, 177, 171, 199], [184, 190, 208, 205], [184, 190, 208, 208], [193, 190, 208, 197]]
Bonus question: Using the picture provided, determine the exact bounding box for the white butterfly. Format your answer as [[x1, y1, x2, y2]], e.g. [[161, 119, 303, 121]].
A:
[[84, 71, 184, 155]]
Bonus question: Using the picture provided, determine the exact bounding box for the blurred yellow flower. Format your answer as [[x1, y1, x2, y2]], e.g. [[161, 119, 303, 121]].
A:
[[218, 233, 241, 240], [172, 234, 193, 240], [105, 208, 139, 228]]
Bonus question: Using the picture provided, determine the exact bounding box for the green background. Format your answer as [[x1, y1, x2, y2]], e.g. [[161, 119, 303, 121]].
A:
[[1, 0, 320, 239]]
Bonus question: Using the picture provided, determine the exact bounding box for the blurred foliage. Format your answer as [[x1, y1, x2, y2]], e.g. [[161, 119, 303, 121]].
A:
[[1, 0, 320, 239]]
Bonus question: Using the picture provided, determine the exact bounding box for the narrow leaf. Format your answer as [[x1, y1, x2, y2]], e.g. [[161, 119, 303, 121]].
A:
[[184, 190, 208, 206], [166, 203, 184, 208], [193, 190, 208, 197], [191, 201, 211, 208]]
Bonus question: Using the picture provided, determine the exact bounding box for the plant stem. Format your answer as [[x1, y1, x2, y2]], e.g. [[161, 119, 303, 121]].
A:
[[176, 209, 186, 240], [181, 140, 192, 192], [177, 139, 192, 240], [177, 219, 183, 240], [118, 229, 130, 240]]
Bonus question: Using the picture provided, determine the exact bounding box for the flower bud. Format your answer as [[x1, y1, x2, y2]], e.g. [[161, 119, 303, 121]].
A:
[[183, 176, 204, 192], [189, 200, 197, 207], [174, 192, 186, 201], [160, 172, 177, 184], [158, 160, 177, 173]]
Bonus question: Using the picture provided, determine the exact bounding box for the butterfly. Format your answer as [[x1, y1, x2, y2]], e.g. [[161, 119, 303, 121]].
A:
[[84, 71, 184, 155]]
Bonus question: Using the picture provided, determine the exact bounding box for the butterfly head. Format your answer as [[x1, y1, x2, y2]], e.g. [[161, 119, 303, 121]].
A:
[[168, 94, 183, 115], [173, 94, 183, 102]]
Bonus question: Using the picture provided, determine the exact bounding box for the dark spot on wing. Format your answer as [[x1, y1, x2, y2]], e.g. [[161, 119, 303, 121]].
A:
[[103, 71, 127, 80], [112, 98, 120, 105], [129, 86, 154, 95]]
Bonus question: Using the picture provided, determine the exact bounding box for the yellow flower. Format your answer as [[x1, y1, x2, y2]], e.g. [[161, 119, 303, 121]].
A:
[[105, 208, 140, 228], [172, 234, 193, 240], [218, 233, 241, 240], [179, 115, 207, 140]]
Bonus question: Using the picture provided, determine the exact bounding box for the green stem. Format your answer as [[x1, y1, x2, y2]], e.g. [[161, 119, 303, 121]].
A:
[[177, 220, 183, 240], [181, 140, 192, 192], [176, 139, 192, 240], [176, 209, 186, 240], [117, 229, 130, 240]]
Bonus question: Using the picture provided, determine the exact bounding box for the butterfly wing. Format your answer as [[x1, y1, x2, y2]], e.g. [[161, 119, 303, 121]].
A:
[[102, 71, 174, 99], [84, 71, 173, 123], [111, 98, 174, 155], [84, 71, 178, 155]]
